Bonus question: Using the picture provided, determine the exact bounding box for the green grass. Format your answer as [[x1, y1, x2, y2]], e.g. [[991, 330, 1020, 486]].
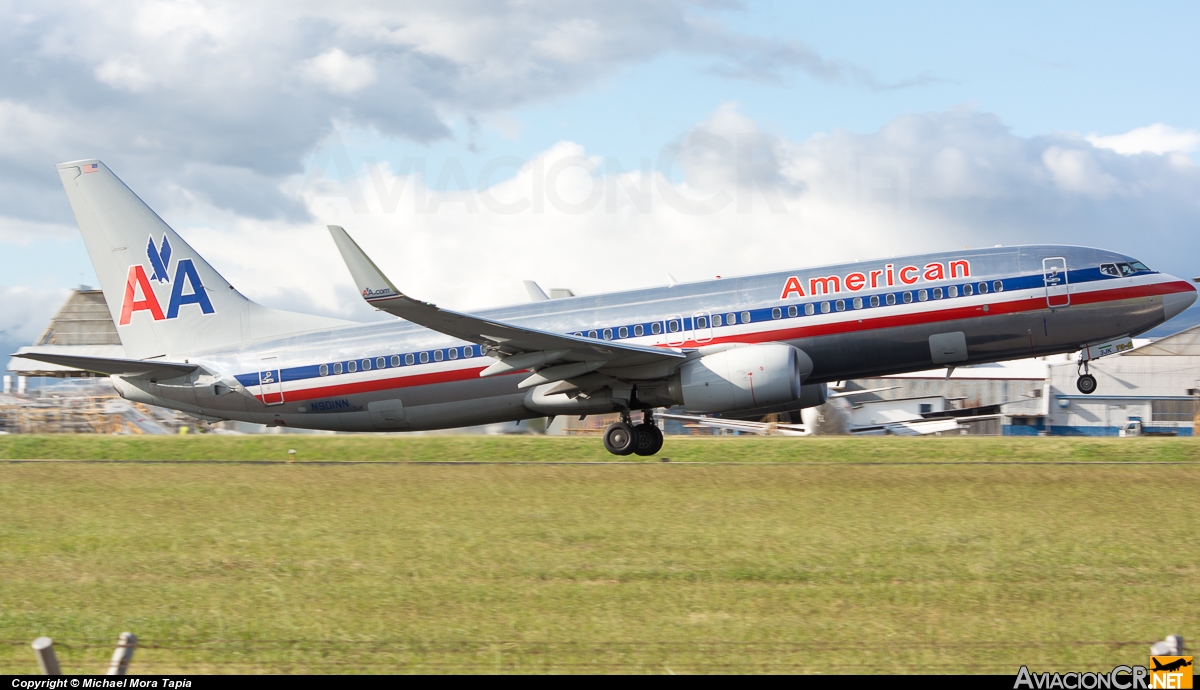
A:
[[1, 433, 1199, 463], [0, 438, 1197, 674]]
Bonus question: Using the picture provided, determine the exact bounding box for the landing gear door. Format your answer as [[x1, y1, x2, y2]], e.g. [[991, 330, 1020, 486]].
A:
[[1043, 257, 1070, 308], [258, 356, 284, 406]]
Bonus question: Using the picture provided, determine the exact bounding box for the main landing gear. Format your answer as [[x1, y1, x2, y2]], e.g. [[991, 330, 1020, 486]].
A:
[[603, 410, 665, 457], [1076, 359, 1097, 394]]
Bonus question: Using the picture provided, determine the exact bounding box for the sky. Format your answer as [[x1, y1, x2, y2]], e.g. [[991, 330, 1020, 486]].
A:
[[3, 0, 1200, 361]]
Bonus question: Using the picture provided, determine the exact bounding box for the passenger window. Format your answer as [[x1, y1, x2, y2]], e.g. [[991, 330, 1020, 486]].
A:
[[740, 312, 750, 324], [835, 300, 845, 311], [886, 293, 896, 306], [588, 330, 598, 339], [978, 282, 988, 294], [348, 361, 357, 373], [448, 348, 458, 360], [377, 357, 386, 369], [603, 329, 613, 340], [1100, 263, 1120, 277], [651, 323, 662, 335], [1117, 263, 1134, 276], [634, 324, 644, 336], [404, 354, 414, 365], [947, 286, 957, 298], [903, 292, 913, 304], [464, 347, 474, 358], [788, 305, 798, 317], [333, 362, 343, 374], [433, 350, 443, 361], [993, 280, 1004, 292], [805, 304, 815, 315], [771, 308, 781, 320], [712, 315, 722, 327], [419, 352, 429, 364], [963, 284, 973, 296], [932, 287, 942, 300], [362, 359, 371, 371], [319, 364, 329, 376], [668, 321, 680, 333], [820, 302, 831, 313], [618, 326, 628, 338], [391, 355, 400, 367], [918, 290, 928, 302], [696, 317, 707, 329], [852, 297, 862, 310], [869, 295, 879, 307]]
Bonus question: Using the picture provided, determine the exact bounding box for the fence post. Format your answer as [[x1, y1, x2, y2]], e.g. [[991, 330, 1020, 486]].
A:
[[31, 637, 61, 675], [1150, 634, 1185, 656], [105, 632, 137, 675]]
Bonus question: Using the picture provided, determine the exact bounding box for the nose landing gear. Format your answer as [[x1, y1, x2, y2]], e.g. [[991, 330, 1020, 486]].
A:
[[603, 410, 664, 456], [1076, 358, 1097, 394], [1077, 373, 1097, 394]]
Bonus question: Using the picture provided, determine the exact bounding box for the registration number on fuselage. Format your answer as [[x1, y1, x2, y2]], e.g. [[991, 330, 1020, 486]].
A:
[[305, 399, 359, 413]]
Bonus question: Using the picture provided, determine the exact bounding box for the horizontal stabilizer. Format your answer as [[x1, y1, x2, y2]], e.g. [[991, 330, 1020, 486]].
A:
[[11, 350, 197, 380]]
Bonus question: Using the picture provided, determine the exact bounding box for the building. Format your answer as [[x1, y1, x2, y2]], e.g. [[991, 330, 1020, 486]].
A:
[[1042, 325, 1200, 436]]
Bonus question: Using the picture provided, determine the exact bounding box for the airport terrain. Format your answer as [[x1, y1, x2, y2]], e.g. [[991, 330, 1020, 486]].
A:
[[1, 437, 1196, 674]]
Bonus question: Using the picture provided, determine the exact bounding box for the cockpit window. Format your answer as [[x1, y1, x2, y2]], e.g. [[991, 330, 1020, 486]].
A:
[[1130, 261, 1150, 272], [1100, 263, 1120, 277], [1117, 263, 1135, 276]]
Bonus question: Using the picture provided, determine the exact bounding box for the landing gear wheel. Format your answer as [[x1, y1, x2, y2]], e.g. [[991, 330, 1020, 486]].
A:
[[1077, 374, 1098, 394], [633, 424, 665, 456], [603, 422, 638, 456]]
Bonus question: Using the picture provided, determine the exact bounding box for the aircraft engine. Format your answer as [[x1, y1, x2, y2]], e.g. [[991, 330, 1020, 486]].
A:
[[673, 343, 813, 414]]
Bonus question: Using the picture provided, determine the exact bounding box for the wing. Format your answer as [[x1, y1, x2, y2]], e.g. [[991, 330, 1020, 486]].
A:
[[328, 226, 685, 389], [657, 412, 811, 436], [11, 350, 197, 380]]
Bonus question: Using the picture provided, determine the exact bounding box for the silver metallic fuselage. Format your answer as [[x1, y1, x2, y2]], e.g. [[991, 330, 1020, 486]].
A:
[[114, 244, 1197, 431]]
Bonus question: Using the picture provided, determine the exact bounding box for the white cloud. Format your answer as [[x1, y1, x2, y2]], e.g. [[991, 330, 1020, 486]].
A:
[[155, 106, 1200, 320], [0, 1, 909, 227], [0, 286, 71, 347], [94, 55, 156, 92], [1042, 147, 1122, 198], [302, 49, 377, 95], [1087, 124, 1200, 155]]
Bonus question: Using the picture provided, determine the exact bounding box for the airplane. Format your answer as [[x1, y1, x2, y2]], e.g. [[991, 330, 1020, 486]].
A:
[[13, 159, 1198, 456]]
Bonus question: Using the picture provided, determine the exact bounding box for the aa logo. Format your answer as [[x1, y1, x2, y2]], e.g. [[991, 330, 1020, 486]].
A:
[[1151, 656, 1193, 689], [119, 234, 216, 325]]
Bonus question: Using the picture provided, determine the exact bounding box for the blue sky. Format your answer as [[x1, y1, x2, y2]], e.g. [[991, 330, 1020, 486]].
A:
[[335, 0, 1200, 185], [2, 0, 1199, 356]]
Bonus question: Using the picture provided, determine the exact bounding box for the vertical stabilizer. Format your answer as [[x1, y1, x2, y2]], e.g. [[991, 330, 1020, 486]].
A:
[[56, 160, 349, 359]]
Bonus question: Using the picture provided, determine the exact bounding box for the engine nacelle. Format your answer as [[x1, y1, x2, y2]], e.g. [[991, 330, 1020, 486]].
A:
[[676, 343, 813, 414]]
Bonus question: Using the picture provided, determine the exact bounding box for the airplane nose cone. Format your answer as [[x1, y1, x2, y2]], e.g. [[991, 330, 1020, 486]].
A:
[[1163, 282, 1198, 321]]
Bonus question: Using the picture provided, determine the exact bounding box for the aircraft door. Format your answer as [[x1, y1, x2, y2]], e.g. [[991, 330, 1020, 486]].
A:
[[1043, 257, 1070, 308], [258, 356, 284, 405], [692, 311, 714, 343], [664, 314, 685, 346]]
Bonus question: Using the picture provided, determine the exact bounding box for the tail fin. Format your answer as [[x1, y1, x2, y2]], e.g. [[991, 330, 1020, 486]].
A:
[[56, 159, 350, 359]]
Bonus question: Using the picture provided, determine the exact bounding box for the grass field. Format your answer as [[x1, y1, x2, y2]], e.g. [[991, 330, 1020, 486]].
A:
[[3, 433, 1200, 463], [1, 436, 1197, 674]]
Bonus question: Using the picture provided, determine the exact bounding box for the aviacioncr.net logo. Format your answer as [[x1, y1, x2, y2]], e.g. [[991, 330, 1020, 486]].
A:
[[119, 234, 216, 325]]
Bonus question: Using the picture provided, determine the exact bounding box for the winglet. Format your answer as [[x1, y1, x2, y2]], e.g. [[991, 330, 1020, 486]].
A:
[[327, 225, 415, 305], [524, 280, 550, 302]]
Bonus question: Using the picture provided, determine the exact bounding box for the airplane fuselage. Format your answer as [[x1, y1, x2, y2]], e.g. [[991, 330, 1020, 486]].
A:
[[113, 244, 1196, 432]]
